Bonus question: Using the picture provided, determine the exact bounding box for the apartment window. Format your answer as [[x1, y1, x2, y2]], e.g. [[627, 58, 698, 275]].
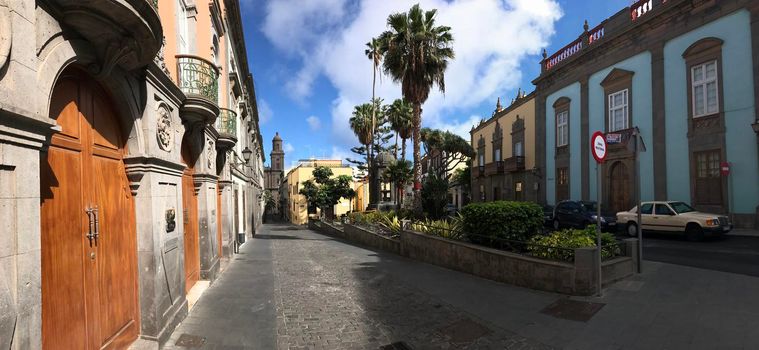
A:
[[556, 167, 569, 201], [494, 148, 501, 162], [691, 61, 719, 117], [479, 185, 485, 201], [176, 0, 189, 52], [478, 153, 484, 167], [608, 89, 629, 131], [694, 150, 722, 205], [493, 187, 500, 201], [514, 142, 523, 157], [556, 111, 568, 147]]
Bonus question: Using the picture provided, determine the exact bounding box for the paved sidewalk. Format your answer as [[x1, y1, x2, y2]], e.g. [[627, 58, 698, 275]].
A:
[[164, 224, 759, 350]]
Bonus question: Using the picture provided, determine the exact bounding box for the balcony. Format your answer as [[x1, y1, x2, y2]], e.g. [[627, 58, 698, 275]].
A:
[[483, 161, 504, 176], [176, 55, 220, 125], [504, 156, 525, 172], [48, 0, 162, 73], [473, 165, 485, 178], [177, 55, 220, 103], [215, 108, 238, 150]]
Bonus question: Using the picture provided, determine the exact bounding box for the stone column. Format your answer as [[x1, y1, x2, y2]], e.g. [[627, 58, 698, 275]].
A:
[[219, 180, 234, 257], [127, 66, 189, 346], [580, 77, 590, 200], [0, 116, 54, 350], [651, 41, 668, 200]]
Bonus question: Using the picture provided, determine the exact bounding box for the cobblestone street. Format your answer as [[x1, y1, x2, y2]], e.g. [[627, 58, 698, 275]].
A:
[[164, 224, 759, 350], [164, 224, 552, 349]]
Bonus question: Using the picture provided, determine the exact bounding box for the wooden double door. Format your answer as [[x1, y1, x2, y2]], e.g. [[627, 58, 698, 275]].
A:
[[41, 69, 138, 349], [181, 142, 200, 294]]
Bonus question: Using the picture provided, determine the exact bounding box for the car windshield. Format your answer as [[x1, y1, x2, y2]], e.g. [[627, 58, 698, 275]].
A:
[[581, 202, 597, 212], [670, 202, 695, 214]]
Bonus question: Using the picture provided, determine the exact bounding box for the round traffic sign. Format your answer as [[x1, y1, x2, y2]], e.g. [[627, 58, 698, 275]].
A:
[[591, 131, 607, 163]]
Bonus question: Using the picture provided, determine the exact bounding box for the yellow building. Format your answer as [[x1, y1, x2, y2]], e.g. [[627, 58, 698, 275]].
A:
[[353, 176, 370, 212], [287, 159, 355, 225], [470, 90, 538, 203]]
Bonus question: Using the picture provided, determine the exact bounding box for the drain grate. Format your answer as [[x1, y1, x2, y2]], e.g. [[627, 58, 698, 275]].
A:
[[380, 341, 414, 350], [175, 333, 206, 348], [540, 298, 605, 322]]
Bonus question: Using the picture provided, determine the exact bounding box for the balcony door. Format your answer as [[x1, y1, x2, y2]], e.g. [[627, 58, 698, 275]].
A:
[[41, 68, 139, 350]]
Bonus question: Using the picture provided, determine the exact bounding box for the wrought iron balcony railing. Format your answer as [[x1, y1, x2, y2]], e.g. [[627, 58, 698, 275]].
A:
[[176, 54, 219, 104], [216, 108, 238, 137]]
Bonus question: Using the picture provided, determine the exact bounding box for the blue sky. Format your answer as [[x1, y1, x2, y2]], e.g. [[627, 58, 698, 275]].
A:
[[240, 0, 630, 171]]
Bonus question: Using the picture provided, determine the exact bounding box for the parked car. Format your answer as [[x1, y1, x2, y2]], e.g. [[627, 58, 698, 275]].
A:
[[542, 204, 554, 227], [552, 200, 617, 232], [616, 201, 731, 241]]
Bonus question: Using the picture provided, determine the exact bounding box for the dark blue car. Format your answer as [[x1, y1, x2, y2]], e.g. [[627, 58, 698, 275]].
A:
[[552, 200, 617, 232]]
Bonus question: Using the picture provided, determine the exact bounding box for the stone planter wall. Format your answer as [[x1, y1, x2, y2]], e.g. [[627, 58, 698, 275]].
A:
[[308, 219, 637, 296]]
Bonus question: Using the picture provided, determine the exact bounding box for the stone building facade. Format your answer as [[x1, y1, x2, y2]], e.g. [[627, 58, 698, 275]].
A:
[[0, 0, 264, 348], [470, 92, 539, 204], [286, 159, 354, 225], [264, 132, 285, 219], [534, 0, 759, 228]]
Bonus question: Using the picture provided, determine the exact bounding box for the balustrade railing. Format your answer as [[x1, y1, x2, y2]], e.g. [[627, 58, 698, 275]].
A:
[[542, 0, 672, 72], [631, 0, 655, 21], [216, 108, 238, 137], [176, 54, 219, 104]]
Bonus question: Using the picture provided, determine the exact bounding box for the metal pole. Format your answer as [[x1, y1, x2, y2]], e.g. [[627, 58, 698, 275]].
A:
[[635, 127, 643, 273], [596, 163, 603, 297]]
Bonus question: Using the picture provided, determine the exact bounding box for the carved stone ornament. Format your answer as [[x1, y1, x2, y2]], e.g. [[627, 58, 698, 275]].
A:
[[156, 104, 173, 151], [207, 140, 215, 169], [154, 36, 171, 77]]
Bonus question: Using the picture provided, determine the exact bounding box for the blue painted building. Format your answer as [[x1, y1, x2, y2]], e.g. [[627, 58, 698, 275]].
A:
[[533, 0, 759, 228]]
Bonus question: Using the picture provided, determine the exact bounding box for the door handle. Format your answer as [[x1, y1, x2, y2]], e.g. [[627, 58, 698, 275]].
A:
[[85, 207, 96, 245], [93, 206, 100, 244]]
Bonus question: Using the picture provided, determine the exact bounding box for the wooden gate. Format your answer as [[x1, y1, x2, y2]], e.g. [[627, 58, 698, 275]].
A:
[[41, 68, 139, 350]]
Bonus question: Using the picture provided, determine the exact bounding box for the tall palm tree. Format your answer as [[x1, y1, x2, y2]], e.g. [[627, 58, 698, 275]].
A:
[[380, 4, 454, 210], [350, 103, 374, 178], [387, 98, 413, 160], [365, 38, 383, 169]]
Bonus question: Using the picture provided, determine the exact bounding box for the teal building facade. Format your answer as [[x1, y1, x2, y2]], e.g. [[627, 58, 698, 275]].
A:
[[534, 0, 759, 228]]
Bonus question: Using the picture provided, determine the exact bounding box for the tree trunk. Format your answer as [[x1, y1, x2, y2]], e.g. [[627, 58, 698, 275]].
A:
[[394, 132, 398, 159], [401, 138, 407, 160], [368, 62, 377, 209], [412, 103, 422, 214]]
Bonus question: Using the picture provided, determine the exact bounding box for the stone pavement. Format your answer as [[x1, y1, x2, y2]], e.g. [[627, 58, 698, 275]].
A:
[[163, 224, 759, 350]]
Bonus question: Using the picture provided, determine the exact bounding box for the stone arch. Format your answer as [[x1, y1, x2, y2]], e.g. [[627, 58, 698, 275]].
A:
[[37, 36, 146, 156]]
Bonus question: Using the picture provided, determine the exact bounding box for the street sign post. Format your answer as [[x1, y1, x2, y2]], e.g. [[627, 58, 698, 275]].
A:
[[590, 131, 606, 297]]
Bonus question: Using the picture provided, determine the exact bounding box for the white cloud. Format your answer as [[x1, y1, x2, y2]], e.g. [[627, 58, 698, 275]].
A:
[[258, 99, 273, 124], [283, 142, 295, 153], [306, 115, 322, 130], [262, 0, 562, 148]]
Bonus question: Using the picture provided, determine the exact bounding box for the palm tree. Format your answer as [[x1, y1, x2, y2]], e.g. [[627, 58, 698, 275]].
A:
[[380, 4, 454, 210], [387, 98, 413, 160], [349, 103, 374, 178], [365, 38, 383, 171]]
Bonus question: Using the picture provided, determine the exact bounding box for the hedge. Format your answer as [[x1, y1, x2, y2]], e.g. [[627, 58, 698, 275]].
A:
[[460, 201, 543, 242]]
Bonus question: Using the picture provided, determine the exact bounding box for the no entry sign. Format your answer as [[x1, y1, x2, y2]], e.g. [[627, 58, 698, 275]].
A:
[[591, 131, 607, 163]]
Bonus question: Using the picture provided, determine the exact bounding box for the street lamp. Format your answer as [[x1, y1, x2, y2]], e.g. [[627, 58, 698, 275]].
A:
[[242, 147, 253, 164]]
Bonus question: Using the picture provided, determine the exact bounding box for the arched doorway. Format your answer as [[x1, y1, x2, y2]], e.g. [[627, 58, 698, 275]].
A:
[[181, 137, 200, 294], [609, 161, 631, 213], [41, 67, 139, 349]]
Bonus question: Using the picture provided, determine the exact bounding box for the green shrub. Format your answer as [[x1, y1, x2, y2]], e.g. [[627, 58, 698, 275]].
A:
[[379, 215, 402, 234], [410, 216, 465, 240], [528, 225, 620, 261], [460, 201, 543, 242]]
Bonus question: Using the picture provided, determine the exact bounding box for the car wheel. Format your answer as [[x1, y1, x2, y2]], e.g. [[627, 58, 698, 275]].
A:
[[626, 222, 638, 237], [686, 224, 704, 242], [553, 219, 560, 231]]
